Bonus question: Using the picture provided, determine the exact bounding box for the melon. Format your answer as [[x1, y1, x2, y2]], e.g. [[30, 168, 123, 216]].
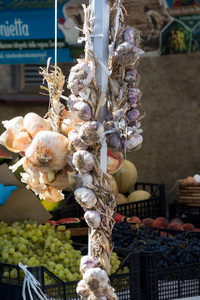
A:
[[113, 160, 137, 193], [116, 193, 127, 205], [107, 148, 123, 175], [106, 175, 118, 197], [56, 217, 80, 228], [0, 148, 12, 165], [113, 213, 126, 223], [127, 190, 151, 202]]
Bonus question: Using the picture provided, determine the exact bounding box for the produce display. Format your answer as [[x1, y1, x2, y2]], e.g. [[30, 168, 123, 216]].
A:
[[0, 219, 128, 284], [0, 0, 145, 299], [112, 221, 200, 267]]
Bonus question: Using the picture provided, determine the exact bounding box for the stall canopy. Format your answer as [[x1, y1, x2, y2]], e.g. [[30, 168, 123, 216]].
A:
[[0, 0, 87, 64]]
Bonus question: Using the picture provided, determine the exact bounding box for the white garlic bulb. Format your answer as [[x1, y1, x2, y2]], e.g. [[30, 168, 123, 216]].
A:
[[68, 62, 94, 88], [79, 121, 104, 145], [25, 131, 69, 172], [68, 130, 88, 151], [123, 133, 143, 152], [72, 101, 92, 122], [84, 210, 101, 228], [23, 112, 51, 138], [83, 267, 109, 292], [76, 279, 90, 298], [74, 187, 97, 209], [72, 150, 94, 174], [80, 255, 101, 273]]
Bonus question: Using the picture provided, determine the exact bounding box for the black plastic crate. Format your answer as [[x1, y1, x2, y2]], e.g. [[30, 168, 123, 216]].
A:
[[116, 182, 166, 220], [169, 202, 200, 228], [49, 191, 84, 221], [0, 249, 141, 300], [139, 251, 200, 300]]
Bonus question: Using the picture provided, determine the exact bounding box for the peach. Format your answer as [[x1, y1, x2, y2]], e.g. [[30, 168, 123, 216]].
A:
[[152, 217, 168, 229], [127, 216, 141, 224], [142, 218, 154, 227], [169, 218, 184, 226], [183, 223, 195, 231], [168, 222, 184, 231]]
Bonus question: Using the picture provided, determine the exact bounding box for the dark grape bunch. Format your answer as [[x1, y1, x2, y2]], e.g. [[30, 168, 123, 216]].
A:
[[112, 222, 200, 268]]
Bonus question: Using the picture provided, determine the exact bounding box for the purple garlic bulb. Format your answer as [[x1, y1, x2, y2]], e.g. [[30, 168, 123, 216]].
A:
[[127, 109, 140, 126], [128, 88, 141, 108], [123, 26, 140, 47], [106, 131, 123, 152], [114, 42, 135, 57], [72, 102, 92, 122], [125, 69, 137, 86]]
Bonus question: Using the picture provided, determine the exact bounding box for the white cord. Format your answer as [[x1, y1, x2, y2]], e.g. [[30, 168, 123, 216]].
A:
[[19, 262, 48, 300], [55, 0, 57, 66]]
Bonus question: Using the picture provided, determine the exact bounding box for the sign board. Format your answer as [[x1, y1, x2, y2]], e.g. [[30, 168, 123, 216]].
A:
[[0, 0, 87, 64], [124, 0, 200, 56]]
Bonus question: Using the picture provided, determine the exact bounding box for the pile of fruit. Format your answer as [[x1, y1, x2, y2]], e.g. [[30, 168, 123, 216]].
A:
[[0, 219, 128, 285], [112, 221, 200, 268]]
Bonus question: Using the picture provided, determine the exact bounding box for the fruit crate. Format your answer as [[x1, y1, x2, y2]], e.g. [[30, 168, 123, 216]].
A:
[[169, 202, 200, 228], [49, 191, 84, 221], [116, 182, 166, 219], [139, 251, 200, 300], [0, 249, 141, 300]]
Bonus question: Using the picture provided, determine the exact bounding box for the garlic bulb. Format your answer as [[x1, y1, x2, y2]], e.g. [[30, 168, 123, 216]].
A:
[[127, 109, 140, 126], [72, 102, 92, 122], [125, 68, 138, 87], [60, 109, 82, 137], [74, 187, 97, 209], [83, 267, 109, 292], [23, 112, 51, 138], [12, 131, 32, 152], [39, 187, 64, 202], [128, 88, 141, 108], [68, 130, 88, 151], [0, 116, 25, 152], [76, 280, 90, 298], [74, 172, 93, 188], [79, 121, 104, 146], [80, 255, 101, 273], [123, 26, 140, 47], [123, 134, 143, 152], [25, 131, 69, 172], [84, 210, 101, 228], [106, 131, 123, 152], [72, 150, 94, 174], [68, 62, 93, 89]]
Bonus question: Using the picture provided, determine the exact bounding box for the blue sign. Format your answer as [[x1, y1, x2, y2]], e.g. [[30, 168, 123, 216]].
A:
[[0, 0, 86, 64]]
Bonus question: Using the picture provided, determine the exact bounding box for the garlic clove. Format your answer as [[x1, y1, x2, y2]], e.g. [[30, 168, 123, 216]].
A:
[[75, 187, 97, 209], [72, 150, 94, 174], [23, 112, 51, 138]]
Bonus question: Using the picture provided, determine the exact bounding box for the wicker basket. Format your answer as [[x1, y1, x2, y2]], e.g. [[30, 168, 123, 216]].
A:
[[178, 180, 200, 206]]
